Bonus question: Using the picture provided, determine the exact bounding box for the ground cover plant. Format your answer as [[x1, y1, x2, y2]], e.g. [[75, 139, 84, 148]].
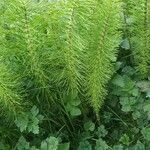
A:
[[0, 0, 150, 149]]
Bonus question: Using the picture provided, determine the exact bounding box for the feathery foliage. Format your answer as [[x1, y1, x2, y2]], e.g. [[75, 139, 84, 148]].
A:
[[86, 0, 121, 115], [130, 0, 150, 78], [1, 0, 54, 107], [0, 0, 150, 149], [0, 0, 122, 118], [0, 62, 23, 117], [46, 0, 94, 97]]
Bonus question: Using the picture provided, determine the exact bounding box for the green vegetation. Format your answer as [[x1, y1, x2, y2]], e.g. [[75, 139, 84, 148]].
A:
[[0, 0, 150, 149]]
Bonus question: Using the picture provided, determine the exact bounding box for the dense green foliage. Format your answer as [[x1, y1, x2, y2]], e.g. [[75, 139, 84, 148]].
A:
[[0, 0, 150, 149], [129, 0, 150, 78]]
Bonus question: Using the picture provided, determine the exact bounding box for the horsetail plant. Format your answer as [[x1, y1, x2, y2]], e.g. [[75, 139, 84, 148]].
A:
[[0, 0, 122, 120], [86, 0, 122, 117], [0, 62, 23, 117], [130, 0, 150, 78]]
